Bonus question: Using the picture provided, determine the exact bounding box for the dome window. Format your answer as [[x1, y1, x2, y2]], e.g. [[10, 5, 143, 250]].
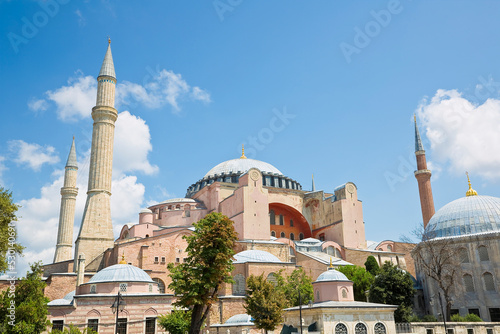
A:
[[119, 283, 127, 293], [355, 323, 367, 334], [90, 284, 96, 294], [375, 323, 387, 334]]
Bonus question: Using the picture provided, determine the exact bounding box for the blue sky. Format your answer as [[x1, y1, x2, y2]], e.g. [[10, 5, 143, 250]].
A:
[[2, 1, 500, 275]]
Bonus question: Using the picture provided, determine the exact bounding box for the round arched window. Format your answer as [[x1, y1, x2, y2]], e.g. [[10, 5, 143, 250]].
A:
[[335, 323, 348, 334]]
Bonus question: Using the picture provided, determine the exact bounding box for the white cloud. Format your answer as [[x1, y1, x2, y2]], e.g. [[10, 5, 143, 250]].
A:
[[192, 86, 212, 103], [8, 140, 60, 171], [114, 111, 159, 175], [46, 74, 96, 122], [75, 9, 86, 27], [28, 98, 48, 112], [417, 89, 500, 180], [0, 156, 6, 186]]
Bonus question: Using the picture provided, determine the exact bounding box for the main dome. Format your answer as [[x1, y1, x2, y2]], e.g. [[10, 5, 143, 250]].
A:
[[204, 158, 283, 178], [425, 195, 500, 238]]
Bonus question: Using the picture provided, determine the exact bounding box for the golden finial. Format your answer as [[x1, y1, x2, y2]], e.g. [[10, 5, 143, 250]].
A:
[[119, 253, 127, 264], [466, 172, 478, 197], [329, 257, 334, 269], [108, 36, 111, 44], [240, 144, 247, 159], [414, 114, 417, 123]]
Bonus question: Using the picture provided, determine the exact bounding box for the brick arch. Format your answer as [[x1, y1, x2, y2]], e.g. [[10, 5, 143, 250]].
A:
[[269, 203, 311, 240], [87, 309, 101, 318], [50, 310, 66, 318], [144, 308, 158, 317]]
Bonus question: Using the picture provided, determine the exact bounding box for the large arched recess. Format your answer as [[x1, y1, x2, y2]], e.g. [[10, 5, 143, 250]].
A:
[[269, 203, 311, 240]]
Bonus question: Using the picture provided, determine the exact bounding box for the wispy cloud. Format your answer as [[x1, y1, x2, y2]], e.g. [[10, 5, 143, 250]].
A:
[[75, 9, 86, 27], [0, 156, 6, 186], [8, 140, 60, 171], [417, 89, 500, 181], [29, 69, 211, 122]]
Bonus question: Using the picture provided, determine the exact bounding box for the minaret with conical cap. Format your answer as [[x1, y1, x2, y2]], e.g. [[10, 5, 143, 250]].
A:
[[54, 138, 78, 263], [74, 39, 117, 268], [414, 115, 435, 228]]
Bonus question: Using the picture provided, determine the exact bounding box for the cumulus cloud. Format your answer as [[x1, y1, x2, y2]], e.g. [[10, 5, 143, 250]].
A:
[[30, 69, 210, 121], [46, 74, 96, 122], [417, 89, 500, 180], [114, 111, 159, 175], [8, 140, 60, 171]]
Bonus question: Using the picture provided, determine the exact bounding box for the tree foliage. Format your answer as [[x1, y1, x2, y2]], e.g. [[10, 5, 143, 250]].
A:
[[49, 324, 97, 333], [244, 274, 286, 334], [275, 267, 314, 308], [168, 212, 238, 334], [0, 262, 50, 334], [364, 256, 380, 276], [158, 309, 192, 334], [369, 262, 415, 323], [337, 265, 374, 301], [0, 188, 24, 274]]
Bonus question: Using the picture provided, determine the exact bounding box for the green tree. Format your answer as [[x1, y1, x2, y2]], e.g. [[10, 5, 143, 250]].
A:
[[275, 268, 314, 308], [49, 324, 97, 333], [0, 187, 24, 274], [168, 212, 238, 334], [337, 265, 374, 301], [364, 256, 380, 276], [369, 262, 415, 323], [158, 309, 192, 334], [244, 274, 286, 334], [0, 262, 50, 333]]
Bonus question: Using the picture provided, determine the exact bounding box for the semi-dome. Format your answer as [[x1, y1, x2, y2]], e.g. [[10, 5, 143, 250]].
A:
[[425, 195, 500, 239], [315, 268, 350, 282], [87, 264, 154, 284], [204, 158, 283, 178], [225, 314, 254, 325], [233, 250, 282, 264]]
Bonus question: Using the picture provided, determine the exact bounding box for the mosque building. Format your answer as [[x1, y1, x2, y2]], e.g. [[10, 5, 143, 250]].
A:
[[413, 119, 500, 321], [43, 41, 416, 332]]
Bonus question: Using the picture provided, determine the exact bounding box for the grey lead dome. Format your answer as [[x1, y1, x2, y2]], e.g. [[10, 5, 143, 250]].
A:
[[425, 195, 500, 238], [204, 158, 283, 178]]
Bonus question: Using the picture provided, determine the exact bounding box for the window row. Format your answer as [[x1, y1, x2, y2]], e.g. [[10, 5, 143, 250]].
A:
[[153, 256, 187, 264], [335, 322, 386, 334], [232, 273, 279, 295], [463, 272, 496, 292], [271, 231, 304, 240], [269, 210, 294, 227], [53, 317, 156, 334], [460, 245, 491, 263]]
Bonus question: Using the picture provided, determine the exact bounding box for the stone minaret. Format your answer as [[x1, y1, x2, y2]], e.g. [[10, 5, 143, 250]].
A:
[[74, 40, 117, 267], [53, 138, 78, 263], [414, 115, 435, 228]]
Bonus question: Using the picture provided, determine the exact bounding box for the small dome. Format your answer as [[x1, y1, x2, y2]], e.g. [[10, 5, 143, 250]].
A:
[[233, 250, 282, 264], [205, 158, 283, 178], [87, 264, 154, 284], [316, 268, 350, 282], [63, 290, 75, 300], [425, 195, 500, 238], [140, 208, 153, 214], [48, 298, 72, 306], [225, 314, 253, 325]]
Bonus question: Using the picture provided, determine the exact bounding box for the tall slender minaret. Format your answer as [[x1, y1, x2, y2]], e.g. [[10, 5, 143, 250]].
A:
[[53, 138, 78, 263], [414, 115, 435, 228], [74, 39, 117, 267]]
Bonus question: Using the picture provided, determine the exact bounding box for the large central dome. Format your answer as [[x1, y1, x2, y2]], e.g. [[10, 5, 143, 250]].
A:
[[425, 195, 500, 238], [204, 158, 283, 178]]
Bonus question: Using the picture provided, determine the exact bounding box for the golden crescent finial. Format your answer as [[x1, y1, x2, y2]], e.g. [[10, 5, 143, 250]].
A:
[[466, 172, 478, 197], [108, 36, 111, 44], [240, 144, 247, 159], [119, 252, 127, 264], [329, 257, 333, 269]]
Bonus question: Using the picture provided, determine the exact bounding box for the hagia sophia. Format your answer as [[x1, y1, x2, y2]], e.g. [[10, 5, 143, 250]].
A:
[[39, 42, 500, 332]]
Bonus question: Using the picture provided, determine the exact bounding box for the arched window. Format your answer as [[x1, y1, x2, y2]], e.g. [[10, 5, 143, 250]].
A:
[[271, 231, 276, 237], [341, 289, 347, 299], [374, 323, 386, 334], [167, 205, 172, 210], [316, 290, 320, 301], [326, 246, 335, 255], [233, 274, 246, 295], [460, 248, 470, 263], [299, 233, 304, 240], [267, 273, 277, 286], [335, 248, 342, 258], [355, 323, 367, 334], [279, 215, 284, 225], [175, 204, 181, 210], [483, 272, 496, 291], [387, 245, 393, 252], [270, 210, 276, 225], [280, 232, 285, 238], [335, 323, 348, 334], [478, 246, 489, 261], [153, 278, 165, 293], [463, 274, 474, 293], [290, 233, 295, 240]]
